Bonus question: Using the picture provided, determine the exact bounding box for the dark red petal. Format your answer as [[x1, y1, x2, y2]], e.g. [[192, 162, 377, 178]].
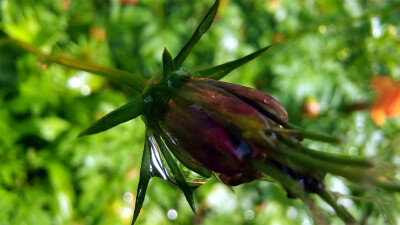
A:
[[160, 97, 246, 175], [200, 78, 288, 121], [179, 78, 271, 131]]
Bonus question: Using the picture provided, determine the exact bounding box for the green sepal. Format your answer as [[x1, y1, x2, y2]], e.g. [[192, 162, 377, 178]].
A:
[[162, 48, 175, 80], [253, 102, 341, 144], [78, 95, 144, 137], [173, 0, 220, 68], [154, 135, 197, 213], [194, 45, 271, 80], [249, 158, 305, 197], [131, 135, 152, 225]]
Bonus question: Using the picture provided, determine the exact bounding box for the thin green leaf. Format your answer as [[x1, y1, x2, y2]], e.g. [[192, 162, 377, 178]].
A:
[[78, 95, 144, 137], [247, 100, 341, 144], [154, 135, 197, 213], [3, 38, 148, 92], [194, 45, 271, 80], [131, 135, 152, 225], [315, 189, 357, 224], [173, 0, 220, 68], [162, 48, 175, 80]]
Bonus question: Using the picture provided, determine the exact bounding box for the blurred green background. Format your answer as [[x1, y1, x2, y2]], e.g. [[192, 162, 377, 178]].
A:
[[1, 0, 400, 224]]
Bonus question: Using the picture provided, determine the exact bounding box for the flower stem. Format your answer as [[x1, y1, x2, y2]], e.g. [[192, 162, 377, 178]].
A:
[[249, 158, 330, 225], [301, 147, 373, 168], [275, 147, 400, 193], [315, 188, 357, 224], [275, 133, 373, 168], [276, 147, 367, 183], [250, 158, 358, 224], [375, 179, 400, 192], [1, 38, 148, 93]]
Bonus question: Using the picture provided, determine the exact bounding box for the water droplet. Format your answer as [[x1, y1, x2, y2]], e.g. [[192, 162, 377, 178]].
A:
[[80, 85, 91, 96], [123, 192, 133, 203], [349, 146, 358, 155], [167, 209, 178, 220], [244, 209, 255, 220], [187, 18, 197, 28]]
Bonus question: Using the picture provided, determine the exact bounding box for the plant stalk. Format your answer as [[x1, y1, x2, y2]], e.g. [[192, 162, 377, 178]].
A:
[[250, 158, 330, 225], [316, 189, 357, 225], [1, 38, 148, 93]]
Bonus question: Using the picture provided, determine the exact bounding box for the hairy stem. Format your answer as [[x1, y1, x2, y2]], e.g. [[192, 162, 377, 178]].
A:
[[275, 133, 373, 168], [249, 158, 330, 225], [1, 38, 148, 92], [316, 188, 357, 224]]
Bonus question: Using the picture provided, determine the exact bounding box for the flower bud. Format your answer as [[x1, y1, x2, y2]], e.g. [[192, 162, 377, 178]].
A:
[[154, 77, 289, 185]]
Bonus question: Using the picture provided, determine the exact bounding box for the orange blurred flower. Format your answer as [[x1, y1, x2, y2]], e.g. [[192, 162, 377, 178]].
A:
[[90, 27, 106, 41], [120, 0, 139, 4], [370, 76, 400, 126], [61, 0, 70, 12]]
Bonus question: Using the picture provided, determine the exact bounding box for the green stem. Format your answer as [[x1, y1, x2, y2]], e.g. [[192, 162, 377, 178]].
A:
[[301, 147, 373, 168], [285, 124, 341, 143], [249, 158, 330, 225], [251, 158, 358, 224], [276, 147, 400, 193], [277, 147, 366, 183], [250, 158, 304, 196], [275, 133, 373, 168], [375, 179, 400, 192], [315, 188, 357, 225], [1, 38, 148, 93]]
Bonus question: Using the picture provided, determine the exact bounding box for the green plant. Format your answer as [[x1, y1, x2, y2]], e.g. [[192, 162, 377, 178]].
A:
[[2, 1, 400, 225]]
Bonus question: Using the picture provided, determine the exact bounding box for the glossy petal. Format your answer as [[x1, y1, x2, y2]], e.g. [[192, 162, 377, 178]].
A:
[[180, 78, 271, 130], [200, 78, 288, 120], [161, 96, 245, 175], [158, 78, 275, 176], [161, 131, 212, 178]]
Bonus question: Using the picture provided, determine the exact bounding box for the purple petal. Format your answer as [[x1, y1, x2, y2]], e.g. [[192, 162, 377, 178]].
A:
[[200, 78, 288, 121]]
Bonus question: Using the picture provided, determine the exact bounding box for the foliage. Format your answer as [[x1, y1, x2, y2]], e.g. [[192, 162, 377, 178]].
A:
[[1, 0, 400, 225]]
